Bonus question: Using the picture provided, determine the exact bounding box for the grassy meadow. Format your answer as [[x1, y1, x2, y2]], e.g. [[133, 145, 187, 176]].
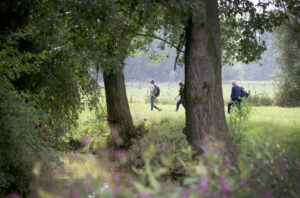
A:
[[77, 81, 299, 158], [125, 81, 276, 104], [39, 81, 300, 197]]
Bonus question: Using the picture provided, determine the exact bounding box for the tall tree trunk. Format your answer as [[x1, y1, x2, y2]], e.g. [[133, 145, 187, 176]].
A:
[[184, 0, 237, 165], [103, 67, 136, 148]]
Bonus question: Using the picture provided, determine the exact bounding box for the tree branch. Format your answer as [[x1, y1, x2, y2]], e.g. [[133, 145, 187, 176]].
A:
[[174, 30, 186, 70], [136, 33, 184, 53]]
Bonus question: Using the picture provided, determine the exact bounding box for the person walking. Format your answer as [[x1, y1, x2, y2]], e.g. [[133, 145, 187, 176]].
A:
[[228, 80, 243, 113], [174, 81, 185, 111], [149, 79, 162, 111]]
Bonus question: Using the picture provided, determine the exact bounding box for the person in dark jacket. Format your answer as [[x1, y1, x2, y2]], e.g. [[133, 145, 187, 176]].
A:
[[175, 81, 185, 111], [228, 80, 243, 113]]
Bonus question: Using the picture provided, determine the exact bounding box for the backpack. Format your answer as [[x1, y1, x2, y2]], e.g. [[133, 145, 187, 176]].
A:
[[154, 85, 160, 97], [241, 87, 249, 98]]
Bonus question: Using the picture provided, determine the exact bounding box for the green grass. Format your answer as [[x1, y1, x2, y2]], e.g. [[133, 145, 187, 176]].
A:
[[54, 88, 300, 197], [130, 102, 300, 157], [72, 81, 299, 158], [242, 106, 300, 155], [126, 81, 276, 104]]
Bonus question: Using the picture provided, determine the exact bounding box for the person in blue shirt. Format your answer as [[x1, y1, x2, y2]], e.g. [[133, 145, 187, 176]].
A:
[[228, 80, 243, 113], [174, 81, 185, 111], [231, 80, 243, 102]]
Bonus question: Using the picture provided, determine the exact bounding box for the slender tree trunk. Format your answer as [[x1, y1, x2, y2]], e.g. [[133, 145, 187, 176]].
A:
[[184, 0, 237, 165], [103, 67, 136, 148]]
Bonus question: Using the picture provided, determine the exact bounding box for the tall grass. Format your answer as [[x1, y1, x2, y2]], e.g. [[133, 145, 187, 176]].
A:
[[126, 81, 276, 104]]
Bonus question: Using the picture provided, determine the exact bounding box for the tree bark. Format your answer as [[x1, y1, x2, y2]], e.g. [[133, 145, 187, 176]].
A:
[[184, 0, 237, 165], [103, 67, 136, 148]]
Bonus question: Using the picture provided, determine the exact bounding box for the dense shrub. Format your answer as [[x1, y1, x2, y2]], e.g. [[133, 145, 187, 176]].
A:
[[126, 128, 190, 176], [127, 139, 300, 198], [0, 78, 41, 196], [54, 138, 300, 198], [247, 94, 274, 106], [65, 109, 109, 153], [274, 20, 300, 107]]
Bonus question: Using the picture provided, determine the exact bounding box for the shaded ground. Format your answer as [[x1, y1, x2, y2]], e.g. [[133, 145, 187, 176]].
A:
[[34, 152, 136, 198]]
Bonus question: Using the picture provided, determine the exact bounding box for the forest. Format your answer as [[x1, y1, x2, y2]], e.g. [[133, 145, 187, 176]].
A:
[[0, 0, 300, 198]]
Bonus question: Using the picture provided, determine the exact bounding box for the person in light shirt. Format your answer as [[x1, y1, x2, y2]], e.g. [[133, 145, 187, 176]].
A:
[[149, 79, 162, 111]]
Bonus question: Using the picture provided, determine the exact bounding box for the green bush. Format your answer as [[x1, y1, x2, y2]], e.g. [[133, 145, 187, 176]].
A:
[[0, 78, 39, 196], [275, 20, 300, 107], [247, 94, 274, 106], [54, 138, 300, 198], [127, 139, 300, 198], [65, 109, 109, 154]]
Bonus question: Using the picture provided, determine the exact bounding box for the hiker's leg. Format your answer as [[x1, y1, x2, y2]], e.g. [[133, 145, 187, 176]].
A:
[[151, 96, 154, 111], [153, 104, 160, 110], [152, 96, 160, 110], [231, 101, 237, 111], [227, 103, 230, 113], [182, 98, 185, 109], [239, 100, 244, 111], [228, 102, 232, 113], [176, 99, 181, 111]]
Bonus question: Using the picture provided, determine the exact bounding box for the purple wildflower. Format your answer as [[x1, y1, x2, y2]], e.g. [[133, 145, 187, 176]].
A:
[[61, 188, 68, 196], [226, 155, 231, 168], [240, 179, 245, 186], [181, 187, 189, 198], [85, 184, 93, 193], [264, 192, 271, 198], [221, 193, 228, 198], [113, 187, 120, 196], [197, 177, 208, 194], [223, 182, 229, 192], [139, 193, 152, 198], [165, 180, 171, 188], [201, 177, 208, 189], [71, 187, 80, 198], [210, 192, 217, 198], [81, 135, 89, 146], [10, 193, 20, 198], [114, 150, 123, 159], [215, 148, 221, 154], [114, 174, 120, 182], [204, 136, 210, 147], [161, 141, 168, 148], [276, 144, 280, 148], [85, 172, 92, 179], [264, 142, 269, 148], [219, 176, 225, 184], [295, 160, 300, 168]]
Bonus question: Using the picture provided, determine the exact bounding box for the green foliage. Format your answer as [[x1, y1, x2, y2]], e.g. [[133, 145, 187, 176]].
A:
[[66, 107, 109, 153], [219, 0, 287, 65], [0, 0, 40, 34], [28, 104, 300, 197], [247, 94, 274, 106], [275, 20, 300, 107], [0, 0, 103, 195], [228, 99, 253, 156], [96, 139, 300, 198], [0, 77, 42, 196]]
